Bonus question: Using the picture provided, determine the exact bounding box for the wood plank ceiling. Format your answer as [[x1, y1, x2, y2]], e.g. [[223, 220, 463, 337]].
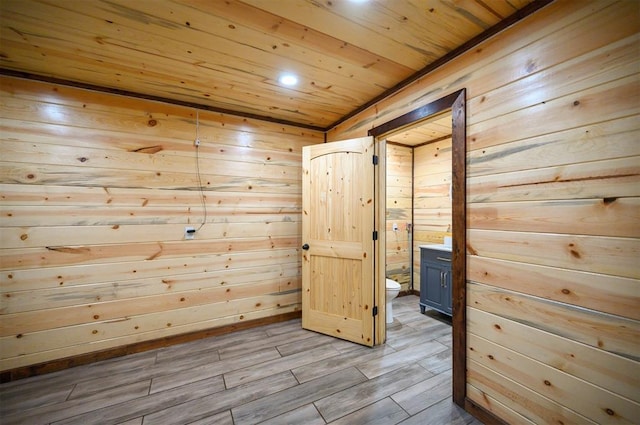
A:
[[0, 0, 534, 130], [386, 112, 452, 146]]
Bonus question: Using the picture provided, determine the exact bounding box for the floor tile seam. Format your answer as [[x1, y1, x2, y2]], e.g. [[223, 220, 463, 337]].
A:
[[150, 370, 300, 425], [384, 336, 446, 351], [333, 395, 414, 425], [153, 324, 276, 358], [0, 358, 154, 393], [228, 371, 323, 424], [70, 362, 189, 399], [229, 366, 368, 422], [283, 372, 381, 423], [222, 331, 322, 360], [68, 375, 227, 425], [154, 347, 283, 393], [312, 399, 331, 425], [13, 379, 154, 425], [181, 410, 232, 425], [355, 344, 450, 380], [223, 345, 341, 389], [0, 380, 79, 413], [391, 367, 452, 399], [238, 402, 328, 425], [289, 346, 387, 384], [390, 381, 452, 418], [320, 395, 409, 425], [154, 331, 269, 361], [411, 392, 457, 419], [263, 323, 305, 338], [154, 346, 221, 365], [389, 396, 414, 423], [0, 389, 74, 419], [65, 383, 78, 402], [274, 332, 338, 352], [315, 363, 429, 422]]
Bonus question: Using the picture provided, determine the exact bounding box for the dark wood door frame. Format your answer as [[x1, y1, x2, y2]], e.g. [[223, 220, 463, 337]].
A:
[[368, 89, 466, 406]]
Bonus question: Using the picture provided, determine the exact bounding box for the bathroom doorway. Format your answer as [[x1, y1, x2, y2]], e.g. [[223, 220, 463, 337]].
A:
[[369, 89, 466, 406]]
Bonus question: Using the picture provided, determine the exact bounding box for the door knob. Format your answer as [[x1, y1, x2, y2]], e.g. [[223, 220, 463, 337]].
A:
[[302, 243, 310, 250]]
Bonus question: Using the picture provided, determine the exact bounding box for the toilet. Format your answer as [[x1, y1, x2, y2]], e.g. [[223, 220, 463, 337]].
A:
[[385, 278, 401, 324]]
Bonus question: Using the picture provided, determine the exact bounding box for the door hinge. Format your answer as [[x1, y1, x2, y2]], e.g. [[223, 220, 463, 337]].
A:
[[372, 306, 378, 316], [373, 230, 378, 240], [372, 155, 379, 165]]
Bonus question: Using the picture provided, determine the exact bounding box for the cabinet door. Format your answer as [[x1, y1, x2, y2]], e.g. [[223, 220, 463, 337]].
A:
[[423, 261, 446, 311]]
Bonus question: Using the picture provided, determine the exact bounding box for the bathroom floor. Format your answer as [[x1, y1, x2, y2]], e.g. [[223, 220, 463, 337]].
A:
[[0, 295, 483, 425]]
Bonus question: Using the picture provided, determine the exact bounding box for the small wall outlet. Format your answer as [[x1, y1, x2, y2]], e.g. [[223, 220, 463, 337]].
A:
[[185, 226, 195, 240], [392, 223, 399, 232], [194, 138, 200, 147]]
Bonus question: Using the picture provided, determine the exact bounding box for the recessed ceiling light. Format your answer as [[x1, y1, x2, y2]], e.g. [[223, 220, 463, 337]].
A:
[[278, 74, 298, 86]]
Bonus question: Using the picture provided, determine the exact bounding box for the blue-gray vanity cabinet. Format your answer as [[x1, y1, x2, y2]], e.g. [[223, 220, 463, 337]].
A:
[[419, 247, 452, 316]]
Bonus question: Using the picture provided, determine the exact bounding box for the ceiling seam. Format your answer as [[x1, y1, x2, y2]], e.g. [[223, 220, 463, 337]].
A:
[[0, 68, 326, 133]]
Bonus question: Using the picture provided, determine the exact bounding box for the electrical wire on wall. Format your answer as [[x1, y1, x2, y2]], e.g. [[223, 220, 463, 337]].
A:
[[193, 110, 208, 232]]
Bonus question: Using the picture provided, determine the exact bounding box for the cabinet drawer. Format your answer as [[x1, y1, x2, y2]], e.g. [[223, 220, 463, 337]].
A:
[[420, 247, 452, 264]]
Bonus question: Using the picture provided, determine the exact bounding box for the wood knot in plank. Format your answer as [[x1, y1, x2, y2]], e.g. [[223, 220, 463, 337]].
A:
[[46, 246, 90, 254], [524, 59, 537, 73], [147, 244, 163, 260], [130, 145, 163, 154]]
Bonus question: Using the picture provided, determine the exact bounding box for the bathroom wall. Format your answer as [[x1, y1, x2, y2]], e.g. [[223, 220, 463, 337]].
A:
[[385, 143, 413, 290], [328, 1, 640, 423], [0, 76, 323, 374], [412, 137, 453, 291]]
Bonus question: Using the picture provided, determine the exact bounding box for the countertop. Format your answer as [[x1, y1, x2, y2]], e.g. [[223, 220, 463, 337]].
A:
[[418, 244, 452, 252]]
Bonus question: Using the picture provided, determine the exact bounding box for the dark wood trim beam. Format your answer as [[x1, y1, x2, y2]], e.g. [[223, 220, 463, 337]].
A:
[[369, 91, 461, 138], [368, 88, 468, 409], [0, 311, 301, 383], [451, 89, 467, 407], [465, 398, 510, 425], [0, 69, 326, 133]]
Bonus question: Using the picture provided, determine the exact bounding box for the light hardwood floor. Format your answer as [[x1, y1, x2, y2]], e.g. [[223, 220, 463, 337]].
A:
[[0, 295, 482, 425]]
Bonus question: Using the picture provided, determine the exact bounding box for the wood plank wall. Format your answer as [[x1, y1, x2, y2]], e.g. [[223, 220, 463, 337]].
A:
[[385, 143, 412, 290], [329, 1, 640, 423], [413, 138, 453, 291], [0, 76, 322, 372]]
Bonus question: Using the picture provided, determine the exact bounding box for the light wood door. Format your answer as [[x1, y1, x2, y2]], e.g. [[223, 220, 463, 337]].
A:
[[302, 137, 376, 346]]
